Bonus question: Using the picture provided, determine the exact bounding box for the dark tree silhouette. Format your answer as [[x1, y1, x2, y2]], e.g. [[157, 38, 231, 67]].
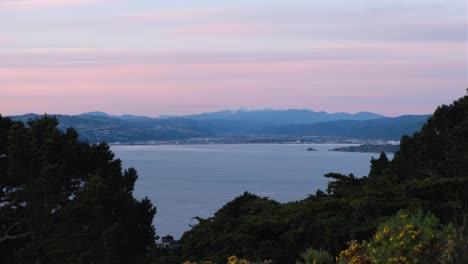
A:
[[0, 115, 156, 264]]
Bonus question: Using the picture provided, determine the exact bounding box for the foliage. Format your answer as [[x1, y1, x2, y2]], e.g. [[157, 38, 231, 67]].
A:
[[336, 210, 456, 264], [183, 261, 213, 264], [337, 241, 371, 264], [227, 256, 250, 264], [182, 255, 252, 264], [296, 248, 333, 264], [451, 211, 468, 263], [367, 210, 455, 264], [0, 115, 156, 263]]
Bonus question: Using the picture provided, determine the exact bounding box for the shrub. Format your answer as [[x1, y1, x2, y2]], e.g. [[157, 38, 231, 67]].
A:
[[367, 210, 455, 264], [227, 256, 250, 264], [336, 210, 456, 264], [337, 240, 372, 264], [296, 248, 333, 264]]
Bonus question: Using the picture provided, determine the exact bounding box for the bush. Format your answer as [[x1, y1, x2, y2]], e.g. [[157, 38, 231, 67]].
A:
[[337, 210, 456, 264], [337, 241, 372, 264], [296, 248, 333, 264], [368, 210, 454, 264]]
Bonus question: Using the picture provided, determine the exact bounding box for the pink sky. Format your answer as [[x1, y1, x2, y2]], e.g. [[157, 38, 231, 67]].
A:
[[0, 0, 466, 117]]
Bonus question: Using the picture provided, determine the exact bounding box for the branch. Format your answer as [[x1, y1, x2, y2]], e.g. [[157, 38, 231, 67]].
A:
[[0, 218, 30, 243], [0, 232, 29, 243]]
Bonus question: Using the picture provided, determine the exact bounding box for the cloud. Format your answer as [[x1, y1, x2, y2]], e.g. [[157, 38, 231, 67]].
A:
[[0, 1, 465, 116], [80, 5, 466, 44], [174, 23, 264, 36], [0, 35, 11, 43], [0, 41, 465, 116], [0, 60, 462, 116], [0, 42, 464, 67], [0, 0, 114, 9], [118, 8, 222, 22]]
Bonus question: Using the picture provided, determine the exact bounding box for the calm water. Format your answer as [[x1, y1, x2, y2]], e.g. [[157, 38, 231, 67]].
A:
[[112, 144, 389, 238]]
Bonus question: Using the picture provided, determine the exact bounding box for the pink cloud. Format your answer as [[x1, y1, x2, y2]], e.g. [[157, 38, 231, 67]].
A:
[[0, 41, 464, 116], [1, 42, 464, 67], [0, 50, 464, 116], [0, 35, 11, 43], [120, 8, 222, 22]]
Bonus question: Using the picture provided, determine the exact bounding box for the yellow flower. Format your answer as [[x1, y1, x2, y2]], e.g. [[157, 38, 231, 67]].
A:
[[383, 227, 390, 235], [375, 233, 382, 242], [228, 256, 239, 264], [398, 231, 405, 240]]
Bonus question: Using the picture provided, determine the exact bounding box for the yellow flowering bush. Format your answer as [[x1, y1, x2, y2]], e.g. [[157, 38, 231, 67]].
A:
[[337, 240, 372, 264], [336, 210, 455, 264], [368, 210, 454, 264]]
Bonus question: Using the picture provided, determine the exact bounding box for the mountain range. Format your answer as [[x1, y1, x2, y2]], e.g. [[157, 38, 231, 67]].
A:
[[180, 109, 386, 125], [8, 109, 430, 143]]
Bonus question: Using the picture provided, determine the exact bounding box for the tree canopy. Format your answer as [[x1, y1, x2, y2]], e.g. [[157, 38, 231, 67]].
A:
[[0, 115, 156, 264]]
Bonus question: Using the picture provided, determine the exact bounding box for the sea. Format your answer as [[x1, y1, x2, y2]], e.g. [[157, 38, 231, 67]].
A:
[[112, 144, 390, 239]]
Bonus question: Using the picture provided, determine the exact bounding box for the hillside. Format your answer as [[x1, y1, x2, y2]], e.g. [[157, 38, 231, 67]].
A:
[[262, 115, 430, 140], [10, 114, 214, 143]]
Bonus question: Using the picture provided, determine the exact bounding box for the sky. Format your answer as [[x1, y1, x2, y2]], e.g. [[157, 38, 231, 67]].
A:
[[0, 0, 466, 117]]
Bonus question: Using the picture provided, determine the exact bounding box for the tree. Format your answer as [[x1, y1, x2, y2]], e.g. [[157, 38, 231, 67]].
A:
[[0, 115, 156, 264], [391, 94, 468, 219], [369, 152, 390, 177]]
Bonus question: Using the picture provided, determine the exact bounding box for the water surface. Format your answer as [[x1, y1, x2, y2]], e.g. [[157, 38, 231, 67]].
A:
[[112, 144, 388, 238]]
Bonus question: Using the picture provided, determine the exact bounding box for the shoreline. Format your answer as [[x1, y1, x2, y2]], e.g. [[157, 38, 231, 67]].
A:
[[109, 140, 398, 147]]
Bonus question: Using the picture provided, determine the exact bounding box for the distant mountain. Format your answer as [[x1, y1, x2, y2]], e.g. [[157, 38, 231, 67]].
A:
[[182, 109, 387, 126], [78, 111, 110, 117], [79, 111, 153, 121], [10, 114, 214, 143], [261, 115, 431, 140], [8, 111, 428, 143]]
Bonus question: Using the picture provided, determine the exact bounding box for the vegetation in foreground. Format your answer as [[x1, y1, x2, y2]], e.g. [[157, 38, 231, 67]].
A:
[[0, 91, 467, 264], [0, 116, 156, 263]]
